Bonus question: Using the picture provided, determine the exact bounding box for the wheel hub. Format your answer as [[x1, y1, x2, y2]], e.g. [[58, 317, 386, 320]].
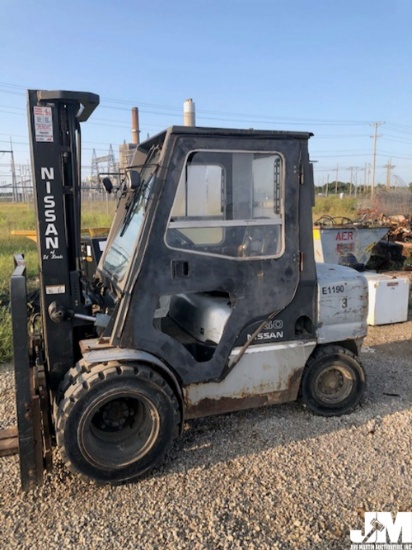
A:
[[83, 392, 161, 469], [99, 400, 134, 430], [315, 365, 353, 404], [319, 370, 343, 394]]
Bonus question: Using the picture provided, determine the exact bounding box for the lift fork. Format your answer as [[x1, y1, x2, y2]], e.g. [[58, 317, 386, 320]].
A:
[[0, 255, 52, 490]]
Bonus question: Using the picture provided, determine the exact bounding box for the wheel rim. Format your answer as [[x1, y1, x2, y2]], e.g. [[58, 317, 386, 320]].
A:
[[79, 390, 160, 469], [314, 365, 354, 406]]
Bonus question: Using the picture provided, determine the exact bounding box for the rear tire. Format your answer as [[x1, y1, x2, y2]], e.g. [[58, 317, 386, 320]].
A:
[[55, 362, 181, 484], [301, 345, 366, 416]]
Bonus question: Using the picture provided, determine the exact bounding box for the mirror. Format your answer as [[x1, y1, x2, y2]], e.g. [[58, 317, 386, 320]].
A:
[[102, 177, 113, 194], [128, 170, 141, 190]]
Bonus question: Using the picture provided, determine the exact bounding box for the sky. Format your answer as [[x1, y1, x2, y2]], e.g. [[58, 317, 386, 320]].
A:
[[0, 0, 411, 190]]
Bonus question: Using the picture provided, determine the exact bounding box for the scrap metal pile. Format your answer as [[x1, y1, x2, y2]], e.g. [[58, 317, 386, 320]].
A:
[[357, 211, 412, 271]]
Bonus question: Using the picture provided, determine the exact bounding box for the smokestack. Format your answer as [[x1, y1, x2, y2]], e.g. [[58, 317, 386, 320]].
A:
[[131, 107, 140, 145], [183, 99, 196, 127]]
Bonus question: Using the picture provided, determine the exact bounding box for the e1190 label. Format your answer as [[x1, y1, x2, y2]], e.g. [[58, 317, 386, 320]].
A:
[[321, 285, 345, 295]]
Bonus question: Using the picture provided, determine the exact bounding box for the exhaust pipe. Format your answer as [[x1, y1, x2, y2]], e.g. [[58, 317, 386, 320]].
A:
[[183, 99, 196, 127]]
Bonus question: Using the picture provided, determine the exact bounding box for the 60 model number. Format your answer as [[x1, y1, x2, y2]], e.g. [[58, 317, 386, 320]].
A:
[[321, 285, 345, 295]]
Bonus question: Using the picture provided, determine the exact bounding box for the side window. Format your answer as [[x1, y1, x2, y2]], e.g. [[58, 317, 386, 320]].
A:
[[187, 165, 223, 217], [166, 150, 284, 259], [171, 163, 224, 245]]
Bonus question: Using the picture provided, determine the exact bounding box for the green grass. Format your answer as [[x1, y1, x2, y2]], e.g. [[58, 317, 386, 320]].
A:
[[0, 202, 36, 231], [81, 200, 116, 229], [313, 196, 358, 222], [0, 200, 115, 363]]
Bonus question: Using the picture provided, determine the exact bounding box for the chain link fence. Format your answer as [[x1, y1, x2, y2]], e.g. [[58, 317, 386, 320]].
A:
[[357, 189, 412, 217]]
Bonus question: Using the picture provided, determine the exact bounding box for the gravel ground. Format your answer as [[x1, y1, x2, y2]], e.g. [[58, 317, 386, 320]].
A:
[[0, 312, 411, 549]]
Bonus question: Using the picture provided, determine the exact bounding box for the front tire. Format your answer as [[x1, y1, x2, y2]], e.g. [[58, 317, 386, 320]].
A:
[[301, 345, 366, 416], [55, 362, 181, 484]]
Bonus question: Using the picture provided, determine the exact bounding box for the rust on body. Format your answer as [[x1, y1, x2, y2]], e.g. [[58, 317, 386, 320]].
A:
[[184, 366, 304, 419]]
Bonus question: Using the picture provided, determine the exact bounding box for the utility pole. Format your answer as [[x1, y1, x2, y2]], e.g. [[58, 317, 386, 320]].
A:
[[91, 149, 98, 200], [360, 162, 368, 194], [347, 166, 354, 195], [384, 158, 395, 189], [354, 167, 358, 196], [10, 139, 17, 202], [370, 122, 384, 197], [334, 163, 339, 195]]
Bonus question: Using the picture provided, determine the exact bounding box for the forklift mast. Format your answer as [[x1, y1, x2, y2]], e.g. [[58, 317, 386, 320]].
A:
[[27, 90, 99, 387], [5, 91, 99, 490]]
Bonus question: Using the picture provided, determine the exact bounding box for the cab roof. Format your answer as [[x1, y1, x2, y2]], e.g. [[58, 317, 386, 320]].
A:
[[138, 125, 313, 153]]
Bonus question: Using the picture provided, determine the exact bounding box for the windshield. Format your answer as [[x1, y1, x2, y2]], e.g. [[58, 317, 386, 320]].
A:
[[102, 146, 161, 284]]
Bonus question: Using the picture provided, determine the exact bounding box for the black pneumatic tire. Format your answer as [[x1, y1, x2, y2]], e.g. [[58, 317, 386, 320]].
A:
[[55, 362, 181, 484], [301, 345, 366, 417]]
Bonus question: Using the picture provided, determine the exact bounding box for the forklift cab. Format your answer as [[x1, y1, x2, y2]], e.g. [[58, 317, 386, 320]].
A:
[[97, 128, 318, 397]]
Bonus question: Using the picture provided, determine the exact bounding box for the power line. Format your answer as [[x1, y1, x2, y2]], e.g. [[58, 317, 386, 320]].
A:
[[0, 81, 407, 128]]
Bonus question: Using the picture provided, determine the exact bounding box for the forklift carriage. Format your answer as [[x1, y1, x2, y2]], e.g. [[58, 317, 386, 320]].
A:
[[0, 90, 368, 490]]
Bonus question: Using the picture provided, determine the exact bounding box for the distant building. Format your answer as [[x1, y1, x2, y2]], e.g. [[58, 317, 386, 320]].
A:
[[119, 142, 138, 173]]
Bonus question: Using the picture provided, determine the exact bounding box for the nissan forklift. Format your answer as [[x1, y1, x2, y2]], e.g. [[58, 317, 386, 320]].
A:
[[0, 90, 368, 490]]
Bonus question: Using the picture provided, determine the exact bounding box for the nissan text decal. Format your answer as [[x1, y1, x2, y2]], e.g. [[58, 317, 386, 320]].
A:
[[41, 167, 62, 260]]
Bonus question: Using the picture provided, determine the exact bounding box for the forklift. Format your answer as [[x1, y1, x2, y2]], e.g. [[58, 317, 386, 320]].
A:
[[0, 90, 368, 490]]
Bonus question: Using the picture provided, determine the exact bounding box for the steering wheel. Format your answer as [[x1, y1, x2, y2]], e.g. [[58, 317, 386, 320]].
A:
[[239, 223, 278, 257]]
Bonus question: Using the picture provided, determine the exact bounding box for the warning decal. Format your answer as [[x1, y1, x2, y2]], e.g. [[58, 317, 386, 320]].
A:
[[34, 106, 53, 142]]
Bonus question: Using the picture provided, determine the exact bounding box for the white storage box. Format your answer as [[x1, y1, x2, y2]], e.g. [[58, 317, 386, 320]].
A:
[[364, 272, 410, 325]]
